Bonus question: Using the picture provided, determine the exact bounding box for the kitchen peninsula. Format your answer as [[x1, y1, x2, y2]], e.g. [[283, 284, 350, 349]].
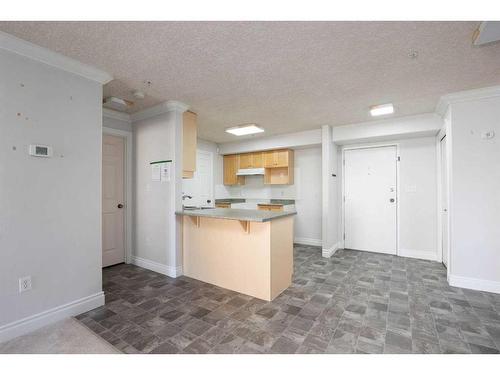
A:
[[176, 208, 296, 301]]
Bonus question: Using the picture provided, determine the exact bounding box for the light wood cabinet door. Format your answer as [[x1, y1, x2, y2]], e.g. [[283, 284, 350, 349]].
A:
[[274, 150, 289, 167], [263, 151, 275, 168], [223, 154, 245, 185], [182, 111, 197, 179], [263, 149, 290, 168], [239, 153, 253, 169], [252, 152, 263, 168]]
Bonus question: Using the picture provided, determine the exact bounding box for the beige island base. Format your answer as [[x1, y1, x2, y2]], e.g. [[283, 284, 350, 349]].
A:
[[177, 208, 296, 301]]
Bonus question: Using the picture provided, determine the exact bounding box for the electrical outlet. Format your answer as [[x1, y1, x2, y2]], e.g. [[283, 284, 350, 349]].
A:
[[19, 276, 32, 293]]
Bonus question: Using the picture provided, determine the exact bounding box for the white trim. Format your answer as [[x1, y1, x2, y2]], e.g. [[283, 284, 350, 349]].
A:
[[130, 100, 189, 122], [399, 249, 439, 262], [103, 108, 131, 123], [0, 292, 104, 344], [294, 237, 322, 247], [436, 85, 500, 116], [196, 149, 215, 207], [449, 275, 500, 294], [435, 132, 444, 264], [341, 143, 400, 256], [0, 31, 112, 84], [131, 256, 183, 278], [103, 127, 133, 264], [322, 242, 341, 258]]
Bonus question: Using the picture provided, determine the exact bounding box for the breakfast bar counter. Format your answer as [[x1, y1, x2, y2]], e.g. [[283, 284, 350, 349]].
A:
[[176, 208, 296, 301]]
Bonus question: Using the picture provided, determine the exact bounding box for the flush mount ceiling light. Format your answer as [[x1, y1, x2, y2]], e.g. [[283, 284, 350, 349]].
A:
[[370, 103, 394, 117], [225, 124, 264, 136], [103, 96, 134, 111]]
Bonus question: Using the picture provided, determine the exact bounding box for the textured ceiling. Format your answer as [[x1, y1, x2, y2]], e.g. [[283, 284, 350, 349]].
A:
[[1, 21, 499, 143]]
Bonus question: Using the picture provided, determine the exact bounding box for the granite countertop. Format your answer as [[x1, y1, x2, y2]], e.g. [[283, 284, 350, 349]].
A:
[[175, 208, 296, 222], [215, 198, 295, 205], [215, 198, 246, 204], [270, 199, 295, 205]]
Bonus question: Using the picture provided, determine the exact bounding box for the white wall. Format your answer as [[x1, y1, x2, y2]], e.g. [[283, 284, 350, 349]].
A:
[[0, 49, 104, 340], [132, 101, 186, 277], [103, 115, 132, 132], [447, 95, 500, 292], [133, 112, 175, 267], [322, 125, 340, 255], [339, 137, 438, 261], [291, 147, 322, 245]]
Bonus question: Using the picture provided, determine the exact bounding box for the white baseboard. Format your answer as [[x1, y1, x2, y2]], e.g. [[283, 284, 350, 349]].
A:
[[399, 249, 439, 262], [322, 242, 341, 258], [131, 255, 183, 278], [449, 274, 500, 294], [294, 237, 322, 247], [0, 291, 104, 344]]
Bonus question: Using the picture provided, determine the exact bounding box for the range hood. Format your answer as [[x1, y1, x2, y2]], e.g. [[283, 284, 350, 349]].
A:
[[236, 168, 265, 176]]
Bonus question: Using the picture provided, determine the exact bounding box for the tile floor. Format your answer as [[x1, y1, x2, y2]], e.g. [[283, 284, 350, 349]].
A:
[[76, 245, 500, 354]]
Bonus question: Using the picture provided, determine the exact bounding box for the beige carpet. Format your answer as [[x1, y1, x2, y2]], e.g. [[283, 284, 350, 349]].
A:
[[0, 318, 121, 354]]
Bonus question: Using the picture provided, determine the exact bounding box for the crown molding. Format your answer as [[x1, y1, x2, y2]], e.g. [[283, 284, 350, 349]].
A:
[[103, 108, 131, 123], [436, 85, 500, 116], [130, 100, 189, 123], [0, 31, 112, 84]]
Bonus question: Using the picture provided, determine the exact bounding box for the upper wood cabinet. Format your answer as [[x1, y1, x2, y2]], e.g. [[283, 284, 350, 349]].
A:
[[263, 149, 292, 168], [223, 154, 245, 185], [182, 111, 197, 179], [239, 152, 263, 169]]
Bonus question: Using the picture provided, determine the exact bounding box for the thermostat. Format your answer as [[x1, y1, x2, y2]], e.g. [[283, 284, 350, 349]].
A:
[[29, 144, 52, 157]]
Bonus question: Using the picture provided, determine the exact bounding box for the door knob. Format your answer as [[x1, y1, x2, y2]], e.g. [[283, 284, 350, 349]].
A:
[[117, 203, 124, 209], [390, 198, 395, 203]]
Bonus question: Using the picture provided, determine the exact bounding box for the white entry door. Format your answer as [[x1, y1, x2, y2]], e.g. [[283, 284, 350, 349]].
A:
[[344, 146, 397, 255], [102, 134, 125, 267], [182, 150, 214, 208], [440, 136, 448, 268]]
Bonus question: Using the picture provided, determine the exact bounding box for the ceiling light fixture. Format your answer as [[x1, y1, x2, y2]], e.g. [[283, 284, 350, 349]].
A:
[[370, 103, 394, 117], [225, 124, 264, 136], [132, 90, 145, 99]]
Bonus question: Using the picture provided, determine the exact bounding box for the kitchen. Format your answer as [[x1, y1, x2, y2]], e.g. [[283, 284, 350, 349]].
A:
[[179, 123, 323, 300], [181, 137, 323, 247]]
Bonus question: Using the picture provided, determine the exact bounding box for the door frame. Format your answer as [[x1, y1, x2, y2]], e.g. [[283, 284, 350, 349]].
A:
[[341, 143, 400, 256], [197, 149, 214, 207], [436, 126, 450, 278], [103, 127, 133, 264]]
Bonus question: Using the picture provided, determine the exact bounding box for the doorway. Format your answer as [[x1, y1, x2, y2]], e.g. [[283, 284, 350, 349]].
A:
[[102, 134, 125, 267], [343, 145, 398, 255], [182, 150, 214, 208], [440, 135, 449, 268]]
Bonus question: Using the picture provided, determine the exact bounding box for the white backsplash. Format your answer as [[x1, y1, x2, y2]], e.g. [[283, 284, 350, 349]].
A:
[[215, 169, 299, 200]]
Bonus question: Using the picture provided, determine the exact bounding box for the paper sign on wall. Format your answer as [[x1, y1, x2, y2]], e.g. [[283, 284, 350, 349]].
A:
[[160, 163, 170, 182], [151, 164, 161, 182], [150, 160, 172, 182]]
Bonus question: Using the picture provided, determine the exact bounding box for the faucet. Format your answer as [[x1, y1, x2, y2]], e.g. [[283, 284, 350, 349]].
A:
[[182, 194, 193, 201]]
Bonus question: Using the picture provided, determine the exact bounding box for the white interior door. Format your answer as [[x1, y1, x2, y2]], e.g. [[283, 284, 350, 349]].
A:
[[182, 150, 214, 208], [344, 146, 397, 255], [102, 134, 125, 267], [440, 136, 448, 267]]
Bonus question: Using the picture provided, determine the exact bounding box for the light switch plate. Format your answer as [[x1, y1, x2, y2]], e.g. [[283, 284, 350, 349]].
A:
[[19, 276, 32, 293]]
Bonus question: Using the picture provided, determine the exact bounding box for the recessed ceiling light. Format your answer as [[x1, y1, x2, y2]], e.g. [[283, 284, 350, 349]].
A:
[[225, 124, 264, 136], [370, 103, 394, 117]]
